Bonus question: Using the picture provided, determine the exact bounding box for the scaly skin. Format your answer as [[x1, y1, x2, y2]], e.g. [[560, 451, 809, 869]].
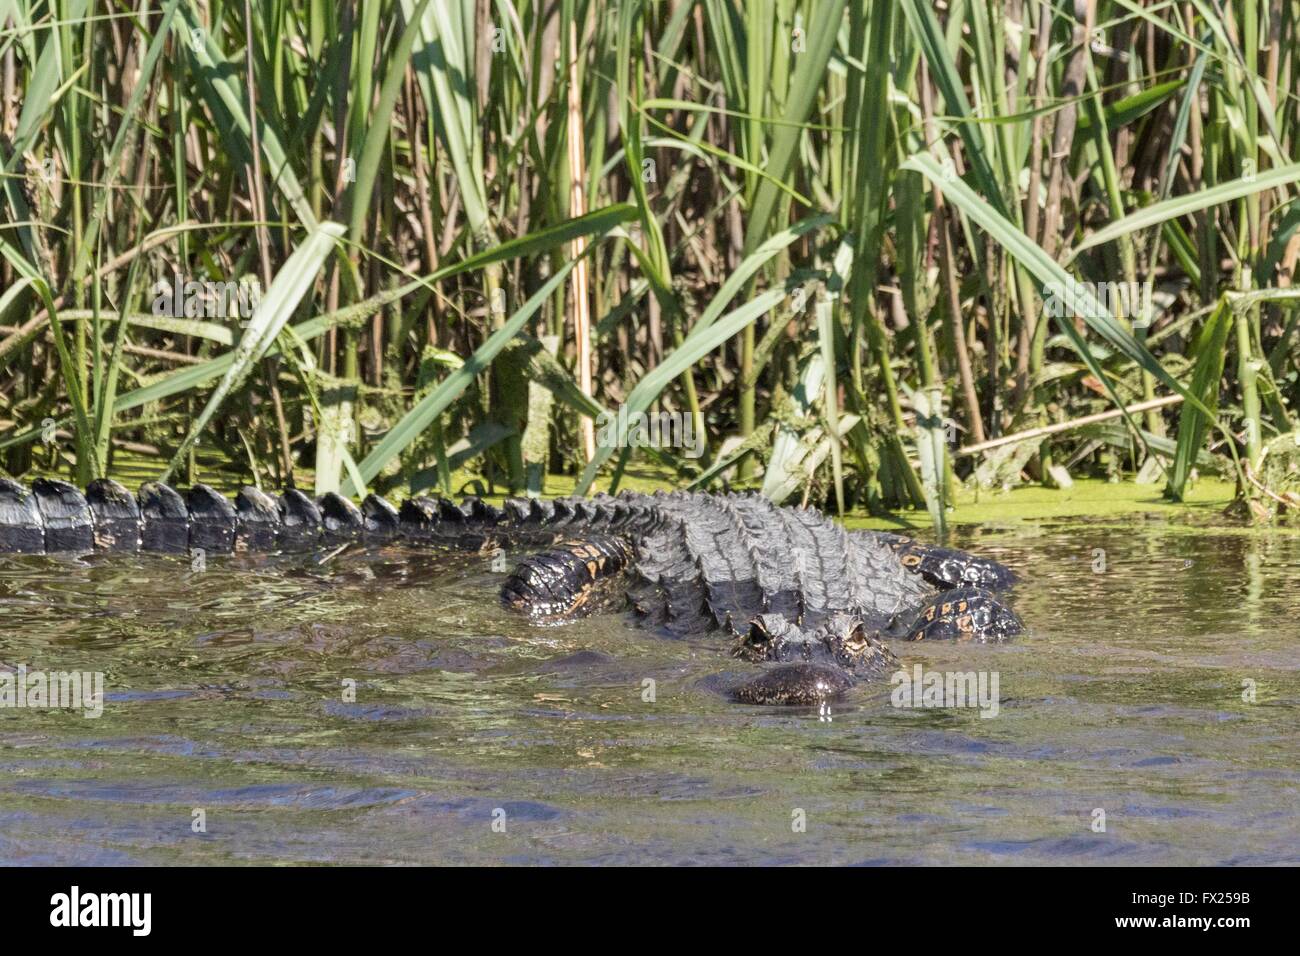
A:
[[0, 478, 1024, 705]]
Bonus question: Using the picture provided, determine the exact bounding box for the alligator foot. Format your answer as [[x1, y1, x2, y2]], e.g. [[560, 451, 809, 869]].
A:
[[500, 534, 632, 621], [871, 531, 1018, 590], [897, 586, 1024, 642]]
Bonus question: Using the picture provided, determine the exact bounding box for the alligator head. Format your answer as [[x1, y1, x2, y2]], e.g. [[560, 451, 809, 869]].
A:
[[729, 612, 899, 706]]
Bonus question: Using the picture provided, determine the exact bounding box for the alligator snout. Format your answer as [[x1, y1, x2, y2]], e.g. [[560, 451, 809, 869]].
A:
[[731, 663, 854, 706]]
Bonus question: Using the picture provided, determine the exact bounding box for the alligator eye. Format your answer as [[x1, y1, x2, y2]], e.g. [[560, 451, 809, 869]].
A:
[[746, 618, 778, 645], [840, 624, 872, 656]]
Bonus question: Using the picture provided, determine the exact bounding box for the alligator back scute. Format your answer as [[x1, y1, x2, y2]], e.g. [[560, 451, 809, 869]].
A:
[[628, 519, 713, 635], [361, 494, 400, 538], [32, 478, 94, 553], [548, 498, 577, 526], [279, 489, 322, 548], [187, 483, 237, 553], [437, 497, 468, 524], [445, 497, 500, 550], [395, 495, 490, 550], [86, 478, 142, 552], [768, 504, 839, 626], [235, 487, 281, 552], [0, 478, 45, 554], [673, 494, 766, 633], [721, 494, 806, 624], [502, 498, 535, 525], [459, 496, 504, 525], [848, 531, 934, 621], [139, 481, 189, 553], [319, 492, 364, 541], [398, 495, 440, 540], [619, 492, 933, 637]]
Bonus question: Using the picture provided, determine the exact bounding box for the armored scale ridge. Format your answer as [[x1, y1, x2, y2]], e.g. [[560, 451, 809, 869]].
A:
[[0, 477, 1024, 706]]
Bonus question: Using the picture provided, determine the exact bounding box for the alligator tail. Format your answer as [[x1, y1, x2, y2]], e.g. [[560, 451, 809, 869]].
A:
[[0, 478, 404, 555], [0, 479, 664, 557]]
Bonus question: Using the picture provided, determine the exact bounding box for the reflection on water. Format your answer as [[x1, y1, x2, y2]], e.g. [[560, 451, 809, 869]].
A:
[[1, 520, 1297, 865]]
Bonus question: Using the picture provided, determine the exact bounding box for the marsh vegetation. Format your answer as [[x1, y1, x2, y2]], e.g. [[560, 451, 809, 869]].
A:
[[2, 0, 1299, 529]]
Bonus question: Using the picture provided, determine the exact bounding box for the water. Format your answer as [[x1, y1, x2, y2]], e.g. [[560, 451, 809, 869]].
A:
[[1, 516, 1297, 865]]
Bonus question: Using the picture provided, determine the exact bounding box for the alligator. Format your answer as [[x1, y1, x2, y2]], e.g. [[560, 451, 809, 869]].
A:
[[0, 477, 1023, 705]]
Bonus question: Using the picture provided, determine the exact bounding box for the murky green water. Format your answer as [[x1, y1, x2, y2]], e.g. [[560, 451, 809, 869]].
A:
[[1, 516, 1297, 865]]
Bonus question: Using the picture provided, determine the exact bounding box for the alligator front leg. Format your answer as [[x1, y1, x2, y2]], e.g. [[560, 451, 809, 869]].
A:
[[867, 531, 1019, 590], [500, 534, 633, 621], [892, 586, 1024, 643]]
